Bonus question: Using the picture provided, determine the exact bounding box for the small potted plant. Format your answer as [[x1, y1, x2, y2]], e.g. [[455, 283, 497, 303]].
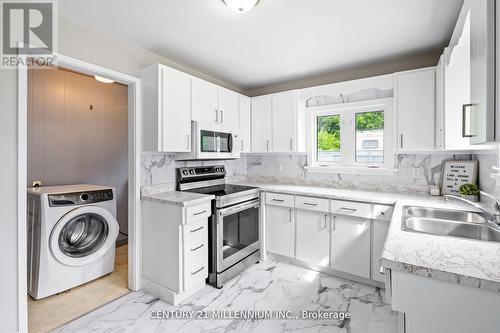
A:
[[459, 183, 480, 202]]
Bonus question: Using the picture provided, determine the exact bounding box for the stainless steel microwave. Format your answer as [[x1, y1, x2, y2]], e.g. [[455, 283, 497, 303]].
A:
[[175, 121, 240, 160]]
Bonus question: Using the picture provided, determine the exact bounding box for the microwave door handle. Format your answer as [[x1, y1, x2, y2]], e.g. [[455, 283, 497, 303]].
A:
[[228, 133, 233, 153]]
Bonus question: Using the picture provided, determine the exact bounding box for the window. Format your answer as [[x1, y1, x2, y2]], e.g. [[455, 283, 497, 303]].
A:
[[307, 99, 394, 173]]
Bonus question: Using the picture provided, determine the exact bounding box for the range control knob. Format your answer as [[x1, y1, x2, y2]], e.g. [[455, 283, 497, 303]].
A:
[[182, 170, 188, 175], [215, 167, 220, 172], [220, 167, 225, 173], [189, 169, 195, 175]]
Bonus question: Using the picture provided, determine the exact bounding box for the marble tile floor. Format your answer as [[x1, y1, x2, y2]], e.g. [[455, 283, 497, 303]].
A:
[[52, 260, 398, 333], [29, 245, 129, 333]]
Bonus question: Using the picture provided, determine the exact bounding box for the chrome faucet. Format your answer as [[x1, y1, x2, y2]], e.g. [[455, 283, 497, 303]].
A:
[[444, 191, 500, 226]]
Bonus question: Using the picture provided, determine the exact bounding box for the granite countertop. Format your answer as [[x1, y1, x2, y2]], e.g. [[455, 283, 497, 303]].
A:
[[231, 181, 500, 293], [141, 191, 214, 207]]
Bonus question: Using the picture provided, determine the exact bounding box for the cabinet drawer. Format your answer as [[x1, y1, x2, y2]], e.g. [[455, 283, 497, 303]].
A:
[[373, 205, 394, 221], [295, 195, 329, 212], [183, 251, 208, 291], [183, 219, 208, 243], [185, 202, 211, 222], [265, 193, 294, 208], [330, 200, 371, 219], [184, 235, 208, 260]]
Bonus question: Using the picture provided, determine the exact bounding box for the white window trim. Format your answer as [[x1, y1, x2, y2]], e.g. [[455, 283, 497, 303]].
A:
[[306, 98, 396, 174]]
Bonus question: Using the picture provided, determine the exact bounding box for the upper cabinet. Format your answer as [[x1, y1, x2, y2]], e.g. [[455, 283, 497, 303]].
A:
[[141, 64, 191, 152], [251, 91, 299, 153], [141, 64, 243, 153], [238, 95, 251, 153], [191, 78, 239, 129], [395, 68, 436, 152]]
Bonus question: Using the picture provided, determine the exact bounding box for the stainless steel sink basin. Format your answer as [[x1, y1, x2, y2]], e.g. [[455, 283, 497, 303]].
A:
[[401, 206, 500, 243]]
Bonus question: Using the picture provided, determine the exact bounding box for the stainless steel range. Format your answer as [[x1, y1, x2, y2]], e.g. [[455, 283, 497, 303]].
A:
[[177, 165, 261, 288]]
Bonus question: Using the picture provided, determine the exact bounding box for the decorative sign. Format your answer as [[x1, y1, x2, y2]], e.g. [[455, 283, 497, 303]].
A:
[[440, 160, 478, 195]]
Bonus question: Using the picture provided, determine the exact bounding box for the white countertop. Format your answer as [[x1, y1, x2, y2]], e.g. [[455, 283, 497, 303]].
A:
[[231, 181, 500, 292], [141, 191, 214, 207]]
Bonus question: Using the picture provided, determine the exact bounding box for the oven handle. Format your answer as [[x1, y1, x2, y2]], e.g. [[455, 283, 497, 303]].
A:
[[217, 198, 261, 218]]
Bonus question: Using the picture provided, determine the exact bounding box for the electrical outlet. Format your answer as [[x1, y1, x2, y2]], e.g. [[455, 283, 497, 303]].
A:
[[276, 164, 283, 172], [32, 180, 42, 187], [412, 168, 421, 179]]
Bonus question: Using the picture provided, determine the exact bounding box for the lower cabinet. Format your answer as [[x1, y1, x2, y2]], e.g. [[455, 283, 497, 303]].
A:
[[330, 215, 371, 279], [295, 209, 330, 267], [372, 219, 391, 283], [266, 204, 295, 258]]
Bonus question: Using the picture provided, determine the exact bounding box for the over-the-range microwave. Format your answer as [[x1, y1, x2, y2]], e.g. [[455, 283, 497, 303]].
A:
[[175, 121, 240, 160]]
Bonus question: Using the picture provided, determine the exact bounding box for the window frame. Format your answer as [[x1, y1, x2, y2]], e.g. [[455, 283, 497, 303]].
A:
[[306, 98, 395, 173]]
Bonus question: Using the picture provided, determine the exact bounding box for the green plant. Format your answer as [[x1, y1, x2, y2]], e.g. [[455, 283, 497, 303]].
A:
[[459, 183, 479, 196]]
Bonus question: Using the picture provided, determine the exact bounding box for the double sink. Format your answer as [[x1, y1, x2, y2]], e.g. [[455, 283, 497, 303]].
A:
[[402, 206, 500, 243]]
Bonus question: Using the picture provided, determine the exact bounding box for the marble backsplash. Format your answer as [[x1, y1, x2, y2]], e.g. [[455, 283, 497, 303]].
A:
[[141, 152, 497, 195]]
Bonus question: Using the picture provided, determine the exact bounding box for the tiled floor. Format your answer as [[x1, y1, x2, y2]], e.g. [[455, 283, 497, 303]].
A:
[[53, 260, 398, 333], [28, 245, 129, 333]]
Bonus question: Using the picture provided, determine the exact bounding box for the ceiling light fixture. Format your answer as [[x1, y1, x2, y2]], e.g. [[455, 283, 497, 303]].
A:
[[223, 0, 260, 13], [94, 75, 114, 84]]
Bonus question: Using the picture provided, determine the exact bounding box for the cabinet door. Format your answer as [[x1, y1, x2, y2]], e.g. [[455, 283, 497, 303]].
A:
[[272, 91, 297, 152], [238, 95, 251, 153], [251, 97, 272, 152], [266, 205, 295, 258], [161, 66, 191, 152], [295, 210, 330, 267], [330, 215, 370, 278], [435, 54, 445, 150], [469, 0, 495, 144], [372, 219, 390, 283], [191, 78, 218, 124], [218, 88, 239, 129], [444, 12, 476, 150], [396, 68, 435, 151]]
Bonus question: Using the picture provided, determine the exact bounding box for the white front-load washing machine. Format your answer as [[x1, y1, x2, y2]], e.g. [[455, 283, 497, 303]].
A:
[[27, 184, 120, 299]]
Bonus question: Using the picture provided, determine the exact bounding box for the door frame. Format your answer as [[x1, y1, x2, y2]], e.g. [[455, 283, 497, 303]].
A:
[[17, 54, 142, 333]]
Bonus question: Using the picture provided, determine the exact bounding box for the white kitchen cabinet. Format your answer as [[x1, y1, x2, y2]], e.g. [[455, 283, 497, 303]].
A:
[[251, 96, 273, 152], [191, 78, 219, 124], [295, 209, 330, 267], [141, 64, 191, 152], [142, 199, 211, 305], [218, 87, 239, 129], [238, 95, 251, 153], [395, 67, 436, 152], [330, 215, 371, 279], [266, 193, 295, 258], [272, 91, 298, 152], [372, 219, 390, 283], [435, 54, 445, 150]]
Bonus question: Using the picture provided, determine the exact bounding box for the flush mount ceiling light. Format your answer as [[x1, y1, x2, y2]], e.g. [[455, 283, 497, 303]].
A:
[[223, 0, 260, 13], [94, 75, 114, 84]]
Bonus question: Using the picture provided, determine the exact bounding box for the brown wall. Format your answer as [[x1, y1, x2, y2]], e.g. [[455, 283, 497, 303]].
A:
[[28, 67, 129, 239]]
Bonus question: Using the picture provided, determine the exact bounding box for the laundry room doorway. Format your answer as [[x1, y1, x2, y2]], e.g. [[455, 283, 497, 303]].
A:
[[17, 54, 141, 333]]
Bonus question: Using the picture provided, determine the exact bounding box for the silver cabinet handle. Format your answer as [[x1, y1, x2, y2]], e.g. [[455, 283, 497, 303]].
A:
[[289, 208, 293, 222], [400, 134, 403, 149], [323, 214, 328, 229], [193, 210, 207, 216], [190, 244, 204, 252], [191, 266, 205, 275], [214, 110, 219, 123], [330, 215, 336, 231], [290, 139, 293, 151], [272, 198, 284, 202], [241, 139, 244, 151], [190, 226, 204, 233], [303, 202, 317, 207], [186, 135, 190, 150], [339, 207, 357, 212], [462, 103, 474, 137], [220, 110, 224, 123], [266, 140, 270, 151]]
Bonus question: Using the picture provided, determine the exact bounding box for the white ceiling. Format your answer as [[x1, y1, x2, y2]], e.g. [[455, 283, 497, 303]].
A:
[[58, 0, 463, 91]]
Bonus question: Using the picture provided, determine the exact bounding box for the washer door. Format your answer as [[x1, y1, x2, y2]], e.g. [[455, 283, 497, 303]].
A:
[[50, 206, 119, 266]]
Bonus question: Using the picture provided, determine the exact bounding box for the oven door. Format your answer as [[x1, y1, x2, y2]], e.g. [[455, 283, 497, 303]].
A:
[[216, 198, 260, 272]]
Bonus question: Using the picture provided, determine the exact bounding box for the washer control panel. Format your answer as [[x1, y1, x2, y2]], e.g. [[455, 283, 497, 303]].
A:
[[48, 189, 114, 207]]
